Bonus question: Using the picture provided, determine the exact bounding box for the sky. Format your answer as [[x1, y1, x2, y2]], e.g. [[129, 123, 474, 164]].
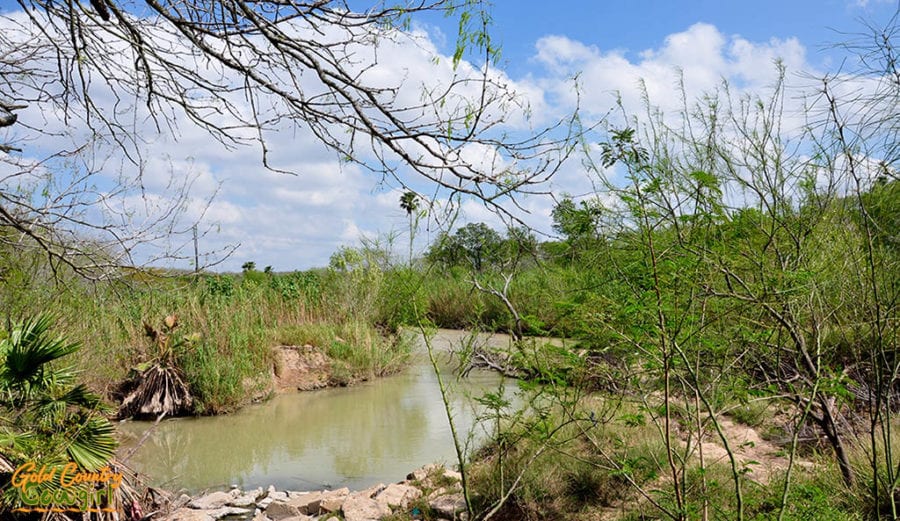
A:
[[0, 0, 898, 272]]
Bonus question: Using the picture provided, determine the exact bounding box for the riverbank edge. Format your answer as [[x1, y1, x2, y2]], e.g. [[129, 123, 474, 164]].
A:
[[154, 463, 467, 521]]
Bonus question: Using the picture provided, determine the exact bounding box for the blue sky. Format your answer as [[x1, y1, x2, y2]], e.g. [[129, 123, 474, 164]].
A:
[[429, 1, 897, 72], [1, 0, 898, 271]]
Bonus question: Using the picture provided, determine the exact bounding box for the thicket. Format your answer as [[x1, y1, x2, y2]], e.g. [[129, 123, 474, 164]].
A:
[[413, 74, 900, 518]]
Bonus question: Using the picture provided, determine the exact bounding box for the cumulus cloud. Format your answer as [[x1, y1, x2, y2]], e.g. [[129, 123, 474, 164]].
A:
[[530, 23, 811, 120]]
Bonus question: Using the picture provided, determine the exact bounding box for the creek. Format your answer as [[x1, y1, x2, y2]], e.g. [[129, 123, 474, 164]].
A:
[[117, 329, 518, 493]]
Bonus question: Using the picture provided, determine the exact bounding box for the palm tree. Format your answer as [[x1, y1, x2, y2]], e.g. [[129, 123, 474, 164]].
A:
[[400, 190, 420, 264], [0, 314, 118, 514]]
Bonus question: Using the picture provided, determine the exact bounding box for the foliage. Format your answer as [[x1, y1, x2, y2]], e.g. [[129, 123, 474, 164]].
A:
[[0, 315, 118, 513], [427, 223, 505, 272], [550, 196, 604, 261]]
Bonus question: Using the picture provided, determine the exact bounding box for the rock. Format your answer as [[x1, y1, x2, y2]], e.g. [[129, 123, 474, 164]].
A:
[[358, 482, 385, 499], [207, 506, 253, 519], [341, 495, 391, 521], [443, 469, 462, 483], [265, 501, 301, 520], [375, 483, 422, 510], [427, 487, 449, 500], [188, 490, 237, 510], [258, 489, 289, 509], [270, 491, 290, 502], [406, 463, 439, 482], [286, 491, 323, 515], [318, 487, 350, 514], [230, 487, 264, 507], [165, 508, 215, 521], [429, 493, 466, 519], [252, 512, 271, 521]]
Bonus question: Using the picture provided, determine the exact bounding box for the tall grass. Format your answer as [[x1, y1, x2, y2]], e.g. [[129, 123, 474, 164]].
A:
[[0, 267, 411, 414]]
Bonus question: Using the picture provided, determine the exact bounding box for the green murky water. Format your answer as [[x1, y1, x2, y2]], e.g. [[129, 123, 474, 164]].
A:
[[117, 329, 517, 493]]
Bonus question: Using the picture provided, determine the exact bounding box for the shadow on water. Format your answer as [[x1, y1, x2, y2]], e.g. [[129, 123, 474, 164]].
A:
[[117, 329, 518, 493]]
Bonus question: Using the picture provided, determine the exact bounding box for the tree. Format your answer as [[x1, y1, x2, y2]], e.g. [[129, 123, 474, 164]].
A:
[[0, 1, 583, 280], [400, 190, 423, 264], [427, 222, 504, 272], [1, 0, 581, 231], [0, 18, 228, 280], [550, 195, 604, 261]]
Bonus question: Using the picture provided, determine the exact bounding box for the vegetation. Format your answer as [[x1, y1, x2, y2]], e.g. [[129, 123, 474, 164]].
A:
[[0, 315, 121, 513], [0, 4, 898, 521]]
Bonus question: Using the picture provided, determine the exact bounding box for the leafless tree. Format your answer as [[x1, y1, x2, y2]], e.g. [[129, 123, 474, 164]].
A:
[[0, 1, 582, 261], [1, 13, 236, 279]]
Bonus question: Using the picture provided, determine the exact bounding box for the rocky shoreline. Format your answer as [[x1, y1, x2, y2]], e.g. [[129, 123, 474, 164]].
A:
[[159, 464, 467, 521]]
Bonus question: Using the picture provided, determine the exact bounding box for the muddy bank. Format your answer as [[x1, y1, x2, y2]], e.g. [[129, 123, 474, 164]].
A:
[[271, 344, 333, 392]]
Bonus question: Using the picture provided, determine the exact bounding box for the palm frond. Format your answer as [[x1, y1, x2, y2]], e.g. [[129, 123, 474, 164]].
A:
[[66, 415, 118, 471], [1, 314, 79, 396]]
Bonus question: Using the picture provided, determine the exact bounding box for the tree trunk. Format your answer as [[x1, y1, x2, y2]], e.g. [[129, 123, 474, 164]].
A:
[[816, 399, 856, 488]]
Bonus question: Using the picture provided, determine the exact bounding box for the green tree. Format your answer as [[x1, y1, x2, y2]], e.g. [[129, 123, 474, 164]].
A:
[[551, 196, 603, 261], [427, 223, 504, 272], [400, 190, 423, 265]]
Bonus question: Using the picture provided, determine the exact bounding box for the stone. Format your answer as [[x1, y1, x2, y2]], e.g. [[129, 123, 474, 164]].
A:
[[229, 487, 264, 507], [258, 489, 289, 509], [265, 501, 301, 520], [252, 512, 271, 521], [429, 493, 466, 519], [443, 469, 462, 483], [318, 487, 350, 514], [270, 491, 290, 502], [165, 508, 215, 521], [427, 487, 449, 500], [341, 495, 391, 521], [375, 483, 422, 510], [358, 482, 385, 499], [189, 491, 236, 510], [406, 463, 439, 483], [207, 506, 253, 519], [286, 491, 323, 515]]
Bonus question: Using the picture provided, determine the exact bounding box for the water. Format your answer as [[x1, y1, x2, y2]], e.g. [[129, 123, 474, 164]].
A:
[[116, 329, 519, 493]]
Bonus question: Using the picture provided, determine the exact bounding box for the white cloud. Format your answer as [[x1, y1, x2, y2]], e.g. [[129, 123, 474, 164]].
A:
[[531, 23, 813, 120]]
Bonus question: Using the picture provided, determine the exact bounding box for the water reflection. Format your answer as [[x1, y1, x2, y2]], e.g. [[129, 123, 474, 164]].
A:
[[118, 330, 515, 493]]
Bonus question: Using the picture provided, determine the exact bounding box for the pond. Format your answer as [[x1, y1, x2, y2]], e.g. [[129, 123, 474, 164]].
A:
[[116, 329, 520, 493]]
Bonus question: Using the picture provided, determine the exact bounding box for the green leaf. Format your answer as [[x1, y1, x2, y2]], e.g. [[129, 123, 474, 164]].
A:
[[66, 416, 118, 471]]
